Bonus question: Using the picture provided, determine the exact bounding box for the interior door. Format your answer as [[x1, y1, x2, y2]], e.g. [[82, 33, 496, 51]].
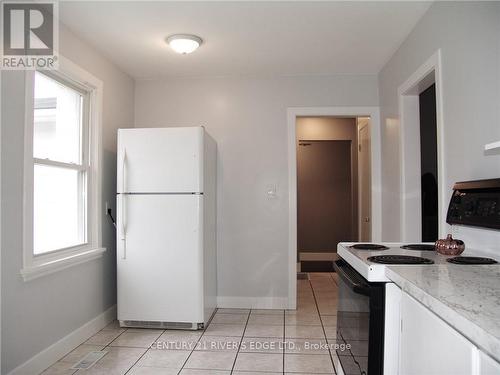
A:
[[297, 140, 354, 253], [358, 124, 371, 241], [117, 194, 203, 323], [117, 127, 204, 193]]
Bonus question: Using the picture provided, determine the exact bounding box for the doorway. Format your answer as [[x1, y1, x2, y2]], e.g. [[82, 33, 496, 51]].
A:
[[399, 50, 444, 242], [296, 116, 371, 271], [287, 106, 382, 309], [419, 84, 439, 241]]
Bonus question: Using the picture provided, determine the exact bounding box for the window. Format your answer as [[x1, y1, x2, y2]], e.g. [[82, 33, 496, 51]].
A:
[[33, 72, 88, 254], [22, 58, 104, 281]]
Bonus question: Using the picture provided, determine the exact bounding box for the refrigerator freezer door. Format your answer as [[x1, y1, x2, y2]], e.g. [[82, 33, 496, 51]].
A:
[[117, 127, 204, 193], [117, 194, 204, 323]]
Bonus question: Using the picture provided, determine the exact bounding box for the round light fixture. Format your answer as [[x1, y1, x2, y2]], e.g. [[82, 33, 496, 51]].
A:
[[166, 34, 202, 54]]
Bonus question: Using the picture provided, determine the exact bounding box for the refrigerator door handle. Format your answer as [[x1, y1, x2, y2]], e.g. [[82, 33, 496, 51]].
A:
[[121, 148, 127, 194], [119, 194, 127, 259], [120, 149, 127, 259]]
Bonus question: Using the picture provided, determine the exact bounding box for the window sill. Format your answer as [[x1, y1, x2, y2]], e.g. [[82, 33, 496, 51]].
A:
[[20, 247, 106, 282]]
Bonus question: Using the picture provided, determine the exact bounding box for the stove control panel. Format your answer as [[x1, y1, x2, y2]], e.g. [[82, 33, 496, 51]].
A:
[[447, 179, 500, 230]]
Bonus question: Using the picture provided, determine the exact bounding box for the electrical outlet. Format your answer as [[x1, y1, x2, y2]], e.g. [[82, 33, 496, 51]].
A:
[[105, 201, 110, 215]]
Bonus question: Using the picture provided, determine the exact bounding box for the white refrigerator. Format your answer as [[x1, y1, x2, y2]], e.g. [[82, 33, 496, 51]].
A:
[[116, 126, 217, 329]]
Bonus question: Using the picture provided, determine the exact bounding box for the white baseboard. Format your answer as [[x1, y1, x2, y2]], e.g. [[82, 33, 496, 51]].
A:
[[217, 296, 289, 309], [8, 305, 116, 375], [299, 252, 339, 261]]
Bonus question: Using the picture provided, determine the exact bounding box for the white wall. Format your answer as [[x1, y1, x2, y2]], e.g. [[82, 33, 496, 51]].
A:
[[378, 2, 500, 241], [135, 75, 378, 306], [1, 24, 134, 373]]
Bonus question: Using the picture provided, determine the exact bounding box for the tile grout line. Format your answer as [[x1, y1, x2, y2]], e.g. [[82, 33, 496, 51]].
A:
[[121, 328, 164, 375], [308, 275, 338, 375], [176, 309, 219, 375], [229, 308, 251, 374]]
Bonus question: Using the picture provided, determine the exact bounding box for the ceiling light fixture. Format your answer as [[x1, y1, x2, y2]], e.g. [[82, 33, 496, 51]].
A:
[[166, 34, 203, 54]]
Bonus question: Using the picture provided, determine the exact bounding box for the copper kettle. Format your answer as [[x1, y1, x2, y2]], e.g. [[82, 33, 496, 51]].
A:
[[435, 234, 465, 255]]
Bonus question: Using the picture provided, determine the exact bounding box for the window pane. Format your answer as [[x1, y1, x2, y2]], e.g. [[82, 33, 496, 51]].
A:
[[34, 164, 86, 255], [34, 72, 83, 164]]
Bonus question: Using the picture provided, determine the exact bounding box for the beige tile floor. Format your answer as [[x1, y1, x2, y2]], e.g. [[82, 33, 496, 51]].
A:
[[42, 273, 338, 375]]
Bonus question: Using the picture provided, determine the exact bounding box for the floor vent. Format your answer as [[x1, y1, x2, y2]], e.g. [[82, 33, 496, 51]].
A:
[[71, 350, 107, 370], [122, 320, 199, 330]]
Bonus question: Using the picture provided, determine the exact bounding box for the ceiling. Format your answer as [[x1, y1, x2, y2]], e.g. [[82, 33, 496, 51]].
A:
[[59, 1, 432, 80]]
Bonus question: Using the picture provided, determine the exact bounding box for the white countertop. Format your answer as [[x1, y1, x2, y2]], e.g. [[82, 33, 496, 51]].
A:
[[385, 265, 500, 363]]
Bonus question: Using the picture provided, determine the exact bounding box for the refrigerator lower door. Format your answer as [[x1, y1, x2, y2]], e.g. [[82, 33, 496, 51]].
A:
[[117, 194, 204, 327]]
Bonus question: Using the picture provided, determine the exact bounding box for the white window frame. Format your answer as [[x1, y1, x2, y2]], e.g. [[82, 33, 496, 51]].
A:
[[21, 56, 105, 281]]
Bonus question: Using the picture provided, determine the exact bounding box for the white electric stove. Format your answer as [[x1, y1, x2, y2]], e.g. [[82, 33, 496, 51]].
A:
[[337, 242, 499, 282]]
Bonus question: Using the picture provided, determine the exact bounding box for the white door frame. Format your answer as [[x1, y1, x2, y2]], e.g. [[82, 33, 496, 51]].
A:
[[0, 72, 2, 372], [287, 106, 382, 309], [357, 118, 371, 241], [398, 49, 446, 241]]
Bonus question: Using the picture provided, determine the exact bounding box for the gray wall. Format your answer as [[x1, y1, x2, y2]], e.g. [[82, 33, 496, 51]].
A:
[[378, 1, 500, 240], [134, 75, 378, 304], [1, 24, 134, 373]]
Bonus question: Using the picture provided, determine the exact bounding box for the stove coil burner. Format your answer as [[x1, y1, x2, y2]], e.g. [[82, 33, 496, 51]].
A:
[[350, 244, 389, 250], [400, 244, 436, 251], [367, 255, 435, 265], [446, 256, 498, 265]]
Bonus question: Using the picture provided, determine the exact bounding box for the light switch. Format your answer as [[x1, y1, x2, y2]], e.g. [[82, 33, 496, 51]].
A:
[[266, 184, 277, 199]]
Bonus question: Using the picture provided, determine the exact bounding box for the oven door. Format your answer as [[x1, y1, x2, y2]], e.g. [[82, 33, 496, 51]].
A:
[[333, 259, 385, 375]]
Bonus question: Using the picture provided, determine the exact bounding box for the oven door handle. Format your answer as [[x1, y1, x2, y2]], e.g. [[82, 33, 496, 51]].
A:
[[333, 260, 371, 296]]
